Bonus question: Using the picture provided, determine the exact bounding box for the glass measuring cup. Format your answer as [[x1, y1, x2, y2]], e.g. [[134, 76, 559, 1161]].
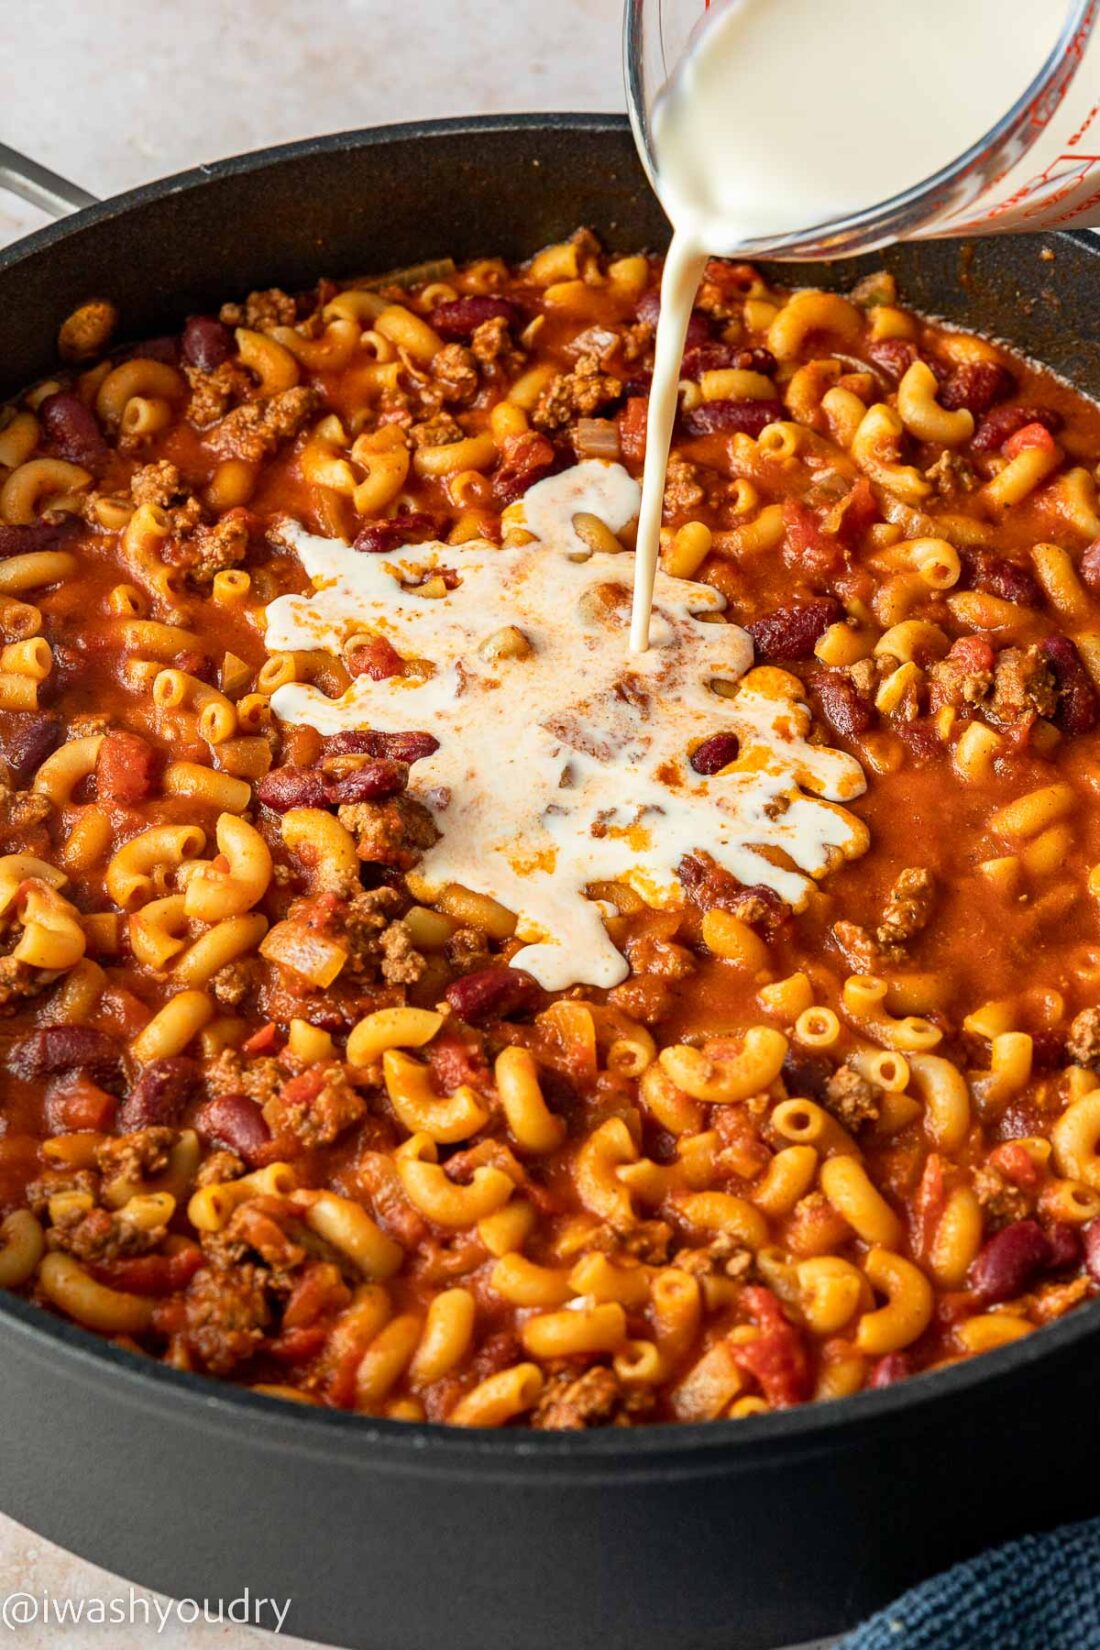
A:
[[625, 0, 1100, 258]]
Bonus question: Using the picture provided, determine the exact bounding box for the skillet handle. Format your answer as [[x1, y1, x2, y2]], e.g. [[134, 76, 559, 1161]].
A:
[[0, 142, 99, 219]]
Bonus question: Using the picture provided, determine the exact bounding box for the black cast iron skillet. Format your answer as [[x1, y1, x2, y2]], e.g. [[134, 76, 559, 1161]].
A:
[[0, 115, 1098, 1650]]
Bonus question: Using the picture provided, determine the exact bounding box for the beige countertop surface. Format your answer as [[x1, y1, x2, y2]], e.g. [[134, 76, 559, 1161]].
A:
[[0, 1, 621, 1643]]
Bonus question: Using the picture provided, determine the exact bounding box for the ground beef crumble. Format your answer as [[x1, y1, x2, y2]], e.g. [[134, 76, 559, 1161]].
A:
[[875, 867, 936, 957], [210, 958, 260, 1009], [663, 454, 707, 515], [337, 795, 440, 870], [182, 1262, 271, 1375], [207, 386, 319, 463], [96, 1128, 175, 1197], [0, 956, 53, 1011], [164, 511, 251, 584], [1066, 1007, 1100, 1067], [532, 1365, 651, 1429], [532, 354, 623, 432], [989, 645, 1057, 728], [262, 1064, 365, 1148], [205, 1050, 281, 1107], [219, 288, 297, 331], [130, 459, 186, 508], [830, 919, 881, 974], [48, 1202, 167, 1262], [471, 316, 524, 375], [342, 887, 426, 985], [430, 344, 479, 406], [972, 1165, 1031, 1229], [186, 361, 253, 427], [823, 1065, 882, 1131], [410, 412, 464, 448]]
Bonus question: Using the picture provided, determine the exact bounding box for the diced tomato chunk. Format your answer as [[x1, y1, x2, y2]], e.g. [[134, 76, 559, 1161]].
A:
[[829, 477, 878, 548], [914, 1153, 947, 1254], [267, 1324, 332, 1364], [242, 1022, 279, 1056], [283, 1262, 351, 1330], [427, 1032, 488, 1095], [730, 1286, 811, 1408], [781, 500, 844, 582], [89, 1244, 204, 1296], [989, 1140, 1043, 1190], [280, 1067, 328, 1106], [618, 395, 649, 463], [95, 730, 158, 804], [45, 1074, 117, 1134], [1001, 421, 1058, 460]]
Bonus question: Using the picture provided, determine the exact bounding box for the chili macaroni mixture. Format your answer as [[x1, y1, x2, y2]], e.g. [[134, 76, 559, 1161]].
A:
[[0, 234, 1099, 1428]]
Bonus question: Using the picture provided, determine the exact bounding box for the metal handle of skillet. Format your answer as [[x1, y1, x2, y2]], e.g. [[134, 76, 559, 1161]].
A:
[[0, 142, 99, 218]]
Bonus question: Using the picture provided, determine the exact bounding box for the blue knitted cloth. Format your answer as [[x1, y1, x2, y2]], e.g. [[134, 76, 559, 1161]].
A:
[[840, 1516, 1100, 1649]]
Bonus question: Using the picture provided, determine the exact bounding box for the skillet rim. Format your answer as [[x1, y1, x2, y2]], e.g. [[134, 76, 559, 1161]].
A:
[[0, 110, 1098, 1470]]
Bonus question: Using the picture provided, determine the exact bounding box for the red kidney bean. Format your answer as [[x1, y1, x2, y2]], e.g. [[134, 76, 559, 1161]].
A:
[[130, 336, 180, 365], [491, 432, 560, 507], [730, 883, 792, 938], [1043, 1220, 1081, 1271], [430, 296, 522, 341], [938, 361, 1016, 415], [971, 404, 1062, 454], [690, 733, 740, 774], [678, 856, 791, 937], [255, 766, 330, 811], [866, 339, 919, 382], [181, 315, 233, 371], [193, 1094, 272, 1165], [117, 1057, 202, 1132], [1081, 538, 1100, 592], [38, 392, 109, 472], [1040, 634, 1099, 735], [11, 1026, 122, 1087], [682, 397, 784, 439], [321, 730, 439, 764], [969, 1218, 1052, 1305], [445, 966, 540, 1023], [327, 759, 409, 803], [747, 597, 840, 662], [814, 670, 875, 739], [958, 547, 1042, 608], [780, 1049, 832, 1103], [869, 1352, 912, 1388], [1029, 1029, 1066, 1069], [352, 512, 440, 554], [0, 518, 82, 559], [0, 711, 60, 784], [348, 636, 404, 681], [635, 292, 712, 348], [680, 343, 778, 379], [1084, 1220, 1100, 1286]]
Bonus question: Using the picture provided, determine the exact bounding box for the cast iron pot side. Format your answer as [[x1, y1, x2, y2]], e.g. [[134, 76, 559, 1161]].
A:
[[0, 117, 1098, 1650]]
